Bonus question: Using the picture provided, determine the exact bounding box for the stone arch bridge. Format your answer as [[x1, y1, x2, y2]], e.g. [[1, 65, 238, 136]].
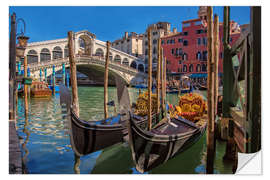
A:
[[23, 30, 147, 84]]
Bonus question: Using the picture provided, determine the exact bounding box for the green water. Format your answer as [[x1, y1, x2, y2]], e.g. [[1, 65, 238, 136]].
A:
[[16, 86, 233, 174]]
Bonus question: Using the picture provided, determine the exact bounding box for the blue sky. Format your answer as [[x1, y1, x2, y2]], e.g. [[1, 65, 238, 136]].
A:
[[9, 6, 250, 43]]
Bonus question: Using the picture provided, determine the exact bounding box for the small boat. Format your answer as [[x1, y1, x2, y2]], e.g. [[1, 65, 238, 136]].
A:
[[30, 81, 52, 98], [60, 76, 147, 156], [128, 92, 207, 173]]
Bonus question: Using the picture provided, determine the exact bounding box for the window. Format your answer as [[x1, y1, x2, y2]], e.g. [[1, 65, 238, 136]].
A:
[[197, 38, 201, 45], [161, 40, 164, 44], [153, 47, 157, 54], [145, 41, 148, 46], [183, 40, 188, 46], [52, 46, 63, 60], [178, 60, 182, 64], [178, 38, 183, 43], [175, 48, 178, 56], [183, 53, 188, 60], [203, 37, 207, 46], [171, 48, 174, 55], [196, 29, 204, 34], [183, 65, 187, 72], [172, 39, 175, 44], [167, 40, 170, 44], [40, 48, 51, 62], [196, 51, 202, 60], [153, 39, 157, 44], [189, 64, 193, 72], [196, 64, 201, 72], [202, 64, 207, 72], [178, 48, 183, 55], [183, 31, 188, 36], [27, 49, 38, 64], [202, 51, 207, 61]]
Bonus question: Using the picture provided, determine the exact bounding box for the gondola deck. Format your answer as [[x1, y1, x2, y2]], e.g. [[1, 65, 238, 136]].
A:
[[128, 113, 207, 173]]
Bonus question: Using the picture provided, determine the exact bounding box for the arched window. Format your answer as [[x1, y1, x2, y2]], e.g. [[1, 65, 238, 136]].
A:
[[27, 50, 38, 64], [53, 46, 63, 60], [130, 61, 137, 69], [138, 64, 144, 72], [183, 53, 188, 60], [122, 58, 129, 66], [183, 65, 187, 72], [64, 45, 69, 58], [114, 55, 121, 63], [202, 64, 207, 72], [95, 48, 104, 57], [189, 64, 193, 72], [196, 64, 201, 72], [40, 48, 51, 62], [196, 51, 201, 60]]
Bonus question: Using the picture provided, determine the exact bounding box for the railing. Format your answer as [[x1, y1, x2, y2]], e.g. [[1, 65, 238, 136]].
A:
[[25, 55, 146, 76]]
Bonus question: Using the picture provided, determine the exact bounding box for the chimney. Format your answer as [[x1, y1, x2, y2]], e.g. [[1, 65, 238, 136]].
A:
[[125, 32, 128, 39], [173, 28, 177, 34]]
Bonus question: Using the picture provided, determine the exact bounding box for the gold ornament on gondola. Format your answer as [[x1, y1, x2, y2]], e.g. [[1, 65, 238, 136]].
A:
[[134, 91, 157, 116]]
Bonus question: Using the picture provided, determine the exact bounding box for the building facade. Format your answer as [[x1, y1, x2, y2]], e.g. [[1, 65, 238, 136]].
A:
[[143, 22, 178, 72], [111, 32, 144, 59], [161, 7, 241, 81]]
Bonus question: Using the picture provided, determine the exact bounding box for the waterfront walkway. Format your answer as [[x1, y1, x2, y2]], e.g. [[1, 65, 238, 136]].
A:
[[9, 120, 22, 174]]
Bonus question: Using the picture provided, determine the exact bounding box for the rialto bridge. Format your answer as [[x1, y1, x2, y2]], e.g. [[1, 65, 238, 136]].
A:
[[22, 30, 146, 85]]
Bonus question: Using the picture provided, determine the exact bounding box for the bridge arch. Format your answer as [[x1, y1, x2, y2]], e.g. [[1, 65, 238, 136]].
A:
[[52, 46, 63, 60], [130, 61, 137, 69], [40, 48, 51, 62], [27, 50, 38, 64], [114, 54, 121, 64], [122, 58, 129, 66], [95, 48, 104, 57]]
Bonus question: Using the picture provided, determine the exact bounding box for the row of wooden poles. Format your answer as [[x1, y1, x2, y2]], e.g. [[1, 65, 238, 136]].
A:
[[67, 6, 222, 174]]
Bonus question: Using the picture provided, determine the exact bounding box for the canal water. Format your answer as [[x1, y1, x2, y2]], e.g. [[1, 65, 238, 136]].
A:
[[16, 86, 233, 174]]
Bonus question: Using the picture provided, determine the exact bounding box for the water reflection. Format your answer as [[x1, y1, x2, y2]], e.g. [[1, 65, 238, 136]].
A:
[[16, 87, 233, 174]]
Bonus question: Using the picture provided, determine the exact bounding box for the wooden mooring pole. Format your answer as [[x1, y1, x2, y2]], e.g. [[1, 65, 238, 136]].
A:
[[156, 38, 161, 119], [68, 31, 79, 117], [9, 13, 17, 120], [104, 41, 110, 119], [161, 48, 165, 115], [206, 6, 216, 174], [222, 6, 236, 162], [147, 27, 153, 131]]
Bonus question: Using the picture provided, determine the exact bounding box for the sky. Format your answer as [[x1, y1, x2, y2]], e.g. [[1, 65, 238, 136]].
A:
[[9, 6, 250, 43]]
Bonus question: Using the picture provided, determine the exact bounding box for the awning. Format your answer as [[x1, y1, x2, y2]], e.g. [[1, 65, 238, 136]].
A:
[[189, 73, 223, 78]]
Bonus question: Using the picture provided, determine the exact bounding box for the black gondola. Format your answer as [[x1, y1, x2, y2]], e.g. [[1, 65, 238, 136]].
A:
[[127, 113, 207, 173], [60, 76, 147, 156]]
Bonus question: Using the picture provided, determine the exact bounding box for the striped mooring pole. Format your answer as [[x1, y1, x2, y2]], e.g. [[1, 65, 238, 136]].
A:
[[39, 68, 42, 82], [44, 68, 47, 84], [62, 63, 66, 85], [52, 65, 56, 93], [66, 73, 70, 88], [17, 61, 21, 89]]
